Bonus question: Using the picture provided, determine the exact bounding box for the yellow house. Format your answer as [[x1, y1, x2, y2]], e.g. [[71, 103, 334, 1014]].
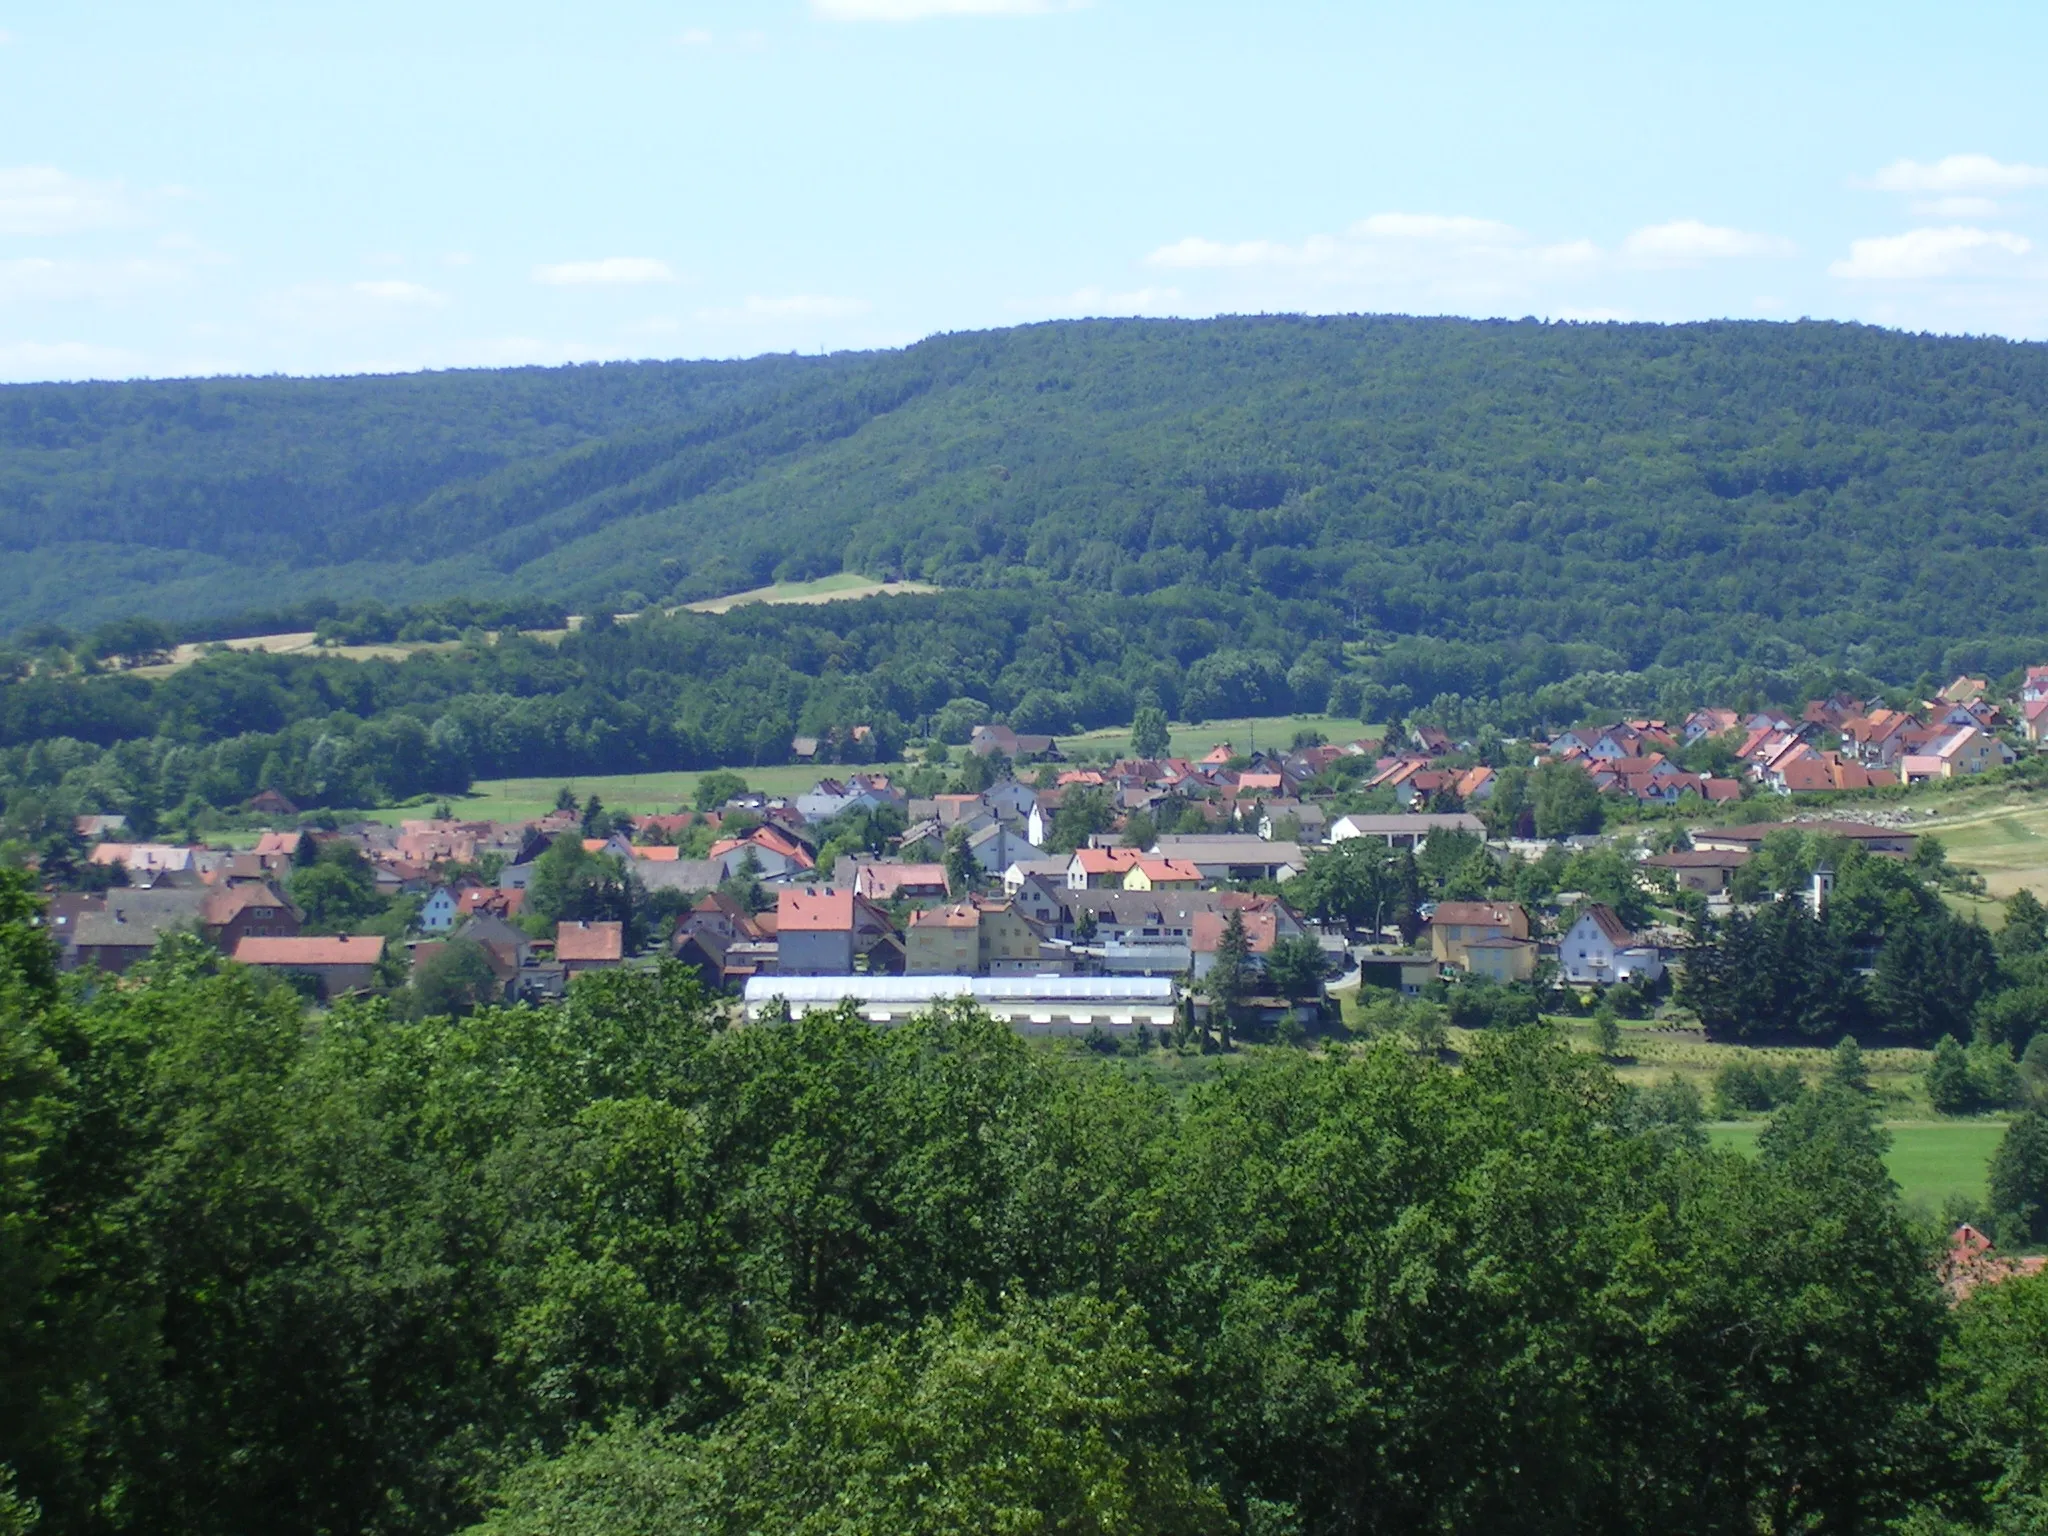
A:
[[1460, 935, 1539, 983], [975, 899, 1044, 973], [1121, 857, 1204, 892], [1427, 902, 1531, 971], [905, 902, 980, 974]]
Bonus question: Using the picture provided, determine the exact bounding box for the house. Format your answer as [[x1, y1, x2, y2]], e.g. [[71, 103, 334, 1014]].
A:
[[906, 902, 981, 974], [419, 886, 463, 933], [450, 912, 533, 990], [1330, 813, 1487, 849], [966, 821, 1036, 876], [1559, 905, 1663, 986], [1009, 872, 1074, 937], [974, 898, 1057, 974], [1190, 905, 1278, 980], [69, 888, 211, 972], [1690, 820, 1918, 857], [969, 724, 1059, 761], [1643, 848, 1751, 894], [706, 824, 816, 882], [555, 920, 626, 973], [199, 882, 301, 948], [1067, 847, 1143, 890], [1004, 857, 1070, 896], [231, 934, 384, 996], [1461, 935, 1540, 983], [455, 886, 526, 922], [790, 735, 821, 762], [775, 887, 897, 975], [1148, 835, 1304, 882], [983, 780, 1039, 824], [1771, 752, 1899, 794], [742, 974, 1177, 1035], [1121, 857, 1204, 892], [854, 862, 951, 902], [1427, 902, 1531, 971], [633, 858, 730, 896], [1258, 802, 1329, 842], [2025, 696, 2048, 744], [74, 813, 129, 840], [246, 788, 299, 818], [1941, 1223, 2048, 1300], [1939, 675, 1989, 705]]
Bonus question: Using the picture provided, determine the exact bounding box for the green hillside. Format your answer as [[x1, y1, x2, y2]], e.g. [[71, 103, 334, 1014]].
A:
[[7, 316, 2048, 677]]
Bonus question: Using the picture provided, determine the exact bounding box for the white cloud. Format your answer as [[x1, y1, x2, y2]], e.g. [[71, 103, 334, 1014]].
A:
[[532, 256, 676, 286], [1869, 154, 2048, 194], [0, 30, 14, 44], [812, 0, 1083, 18], [1911, 196, 2001, 219], [351, 279, 443, 304], [0, 166, 136, 236], [1621, 219, 1796, 266], [1829, 225, 2033, 281]]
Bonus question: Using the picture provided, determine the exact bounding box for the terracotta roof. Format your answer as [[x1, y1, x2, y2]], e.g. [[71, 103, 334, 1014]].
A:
[[1574, 904, 1636, 946], [232, 935, 385, 967], [556, 920, 624, 962], [778, 888, 859, 932], [632, 844, 682, 861], [1071, 848, 1142, 874], [1128, 857, 1203, 884], [1429, 902, 1525, 928], [909, 902, 979, 930], [1191, 906, 1278, 955]]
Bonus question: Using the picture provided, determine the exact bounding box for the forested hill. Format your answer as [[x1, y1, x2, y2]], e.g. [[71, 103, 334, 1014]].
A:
[[7, 315, 2048, 673]]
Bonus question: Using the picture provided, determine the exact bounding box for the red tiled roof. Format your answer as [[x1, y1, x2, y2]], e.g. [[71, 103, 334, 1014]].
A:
[[1191, 907, 1278, 955], [779, 888, 858, 932], [232, 935, 384, 966], [556, 920, 624, 962]]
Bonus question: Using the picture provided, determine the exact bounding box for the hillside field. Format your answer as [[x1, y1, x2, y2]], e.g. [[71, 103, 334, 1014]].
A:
[[1707, 1119, 2004, 1210]]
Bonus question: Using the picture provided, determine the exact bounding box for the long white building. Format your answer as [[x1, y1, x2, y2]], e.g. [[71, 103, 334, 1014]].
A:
[[740, 974, 1177, 1035]]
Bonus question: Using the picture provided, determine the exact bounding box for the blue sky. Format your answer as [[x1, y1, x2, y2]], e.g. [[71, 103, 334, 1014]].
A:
[[3, 0, 2046, 381]]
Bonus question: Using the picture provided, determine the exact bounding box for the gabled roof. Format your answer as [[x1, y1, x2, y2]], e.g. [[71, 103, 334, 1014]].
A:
[[1191, 907, 1278, 955], [1571, 903, 1636, 946], [1429, 902, 1524, 929], [555, 920, 624, 962], [232, 934, 384, 967], [909, 902, 979, 930], [778, 887, 865, 932], [1070, 847, 1142, 874]]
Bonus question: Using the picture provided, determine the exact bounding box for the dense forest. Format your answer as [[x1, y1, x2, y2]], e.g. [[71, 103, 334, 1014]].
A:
[[2, 878, 2046, 1536], [6, 317, 2048, 683]]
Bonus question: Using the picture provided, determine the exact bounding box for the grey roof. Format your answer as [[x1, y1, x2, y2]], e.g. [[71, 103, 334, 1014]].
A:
[[72, 888, 208, 949], [1333, 813, 1486, 837], [1149, 835, 1305, 867], [634, 858, 729, 892], [744, 975, 1173, 1005]]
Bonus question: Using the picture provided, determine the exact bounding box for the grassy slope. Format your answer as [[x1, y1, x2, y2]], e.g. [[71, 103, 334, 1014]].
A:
[[1708, 1120, 2003, 1209]]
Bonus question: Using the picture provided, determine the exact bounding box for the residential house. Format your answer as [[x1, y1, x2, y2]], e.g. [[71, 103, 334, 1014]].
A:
[[906, 902, 981, 974], [74, 813, 129, 840], [775, 887, 897, 975], [456, 886, 526, 922], [634, 858, 731, 896], [1427, 901, 1531, 971], [247, 788, 299, 818], [1461, 936, 1541, 984], [69, 888, 210, 972], [1149, 835, 1304, 882], [969, 724, 1059, 761], [742, 974, 1176, 1034], [1559, 905, 1663, 985], [854, 862, 951, 902], [231, 934, 384, 996], [419, 886, 463, 934], [1771, 752, 1899, 794], [1258, 802, 1329, 842], [966, 821, 1036, 876], [1004, 857, 1070, 895], [1900, 724, 2012, 782], [1691, 820, 1918, 857], [1940, 675, 1990, 704], [450, 912, 533, 993], [1067, 847, 1143, 890], [1121, 857, 1203, 891], [556, 920, 625, 974], [2024, 696, 2048, 744], [1190, 905, 1278, 980], [983, 780, 1039, 824], [975, 898, 1058, 974], [1330, 813, 1487, 849], [706, 824, 816, 882], [2023, 666, 2048, 705], [199, 882, 301, 948], [1009, 872, 1074, 938], [1643, 848, 1751, 894]]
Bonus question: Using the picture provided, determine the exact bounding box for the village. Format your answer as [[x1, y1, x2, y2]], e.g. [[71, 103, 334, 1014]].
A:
[[33, 668, 2045, 1038]]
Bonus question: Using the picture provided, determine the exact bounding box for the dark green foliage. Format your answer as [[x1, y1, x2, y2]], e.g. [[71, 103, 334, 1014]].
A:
[[287, 840, 385, 931], [1989, 1112, 2048, 1243], [1531, 757, 1604, 840], [1261, 935, 1326, 1000], [1711, 1059, 1807, 1116], [0, 884, 2029, 1535], [1929, 1036, 1979, 1115]]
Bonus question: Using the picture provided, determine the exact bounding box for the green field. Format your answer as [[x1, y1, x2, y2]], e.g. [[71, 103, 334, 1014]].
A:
[[1709, 1119, 2004, 1209], [1924, 796, 2048, 900], [680, 574, 940, 614], [1062, 713, 1380, 762]]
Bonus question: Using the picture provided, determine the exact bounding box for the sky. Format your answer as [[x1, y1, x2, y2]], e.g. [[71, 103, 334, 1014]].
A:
[[3, 0, 2046, 382]]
